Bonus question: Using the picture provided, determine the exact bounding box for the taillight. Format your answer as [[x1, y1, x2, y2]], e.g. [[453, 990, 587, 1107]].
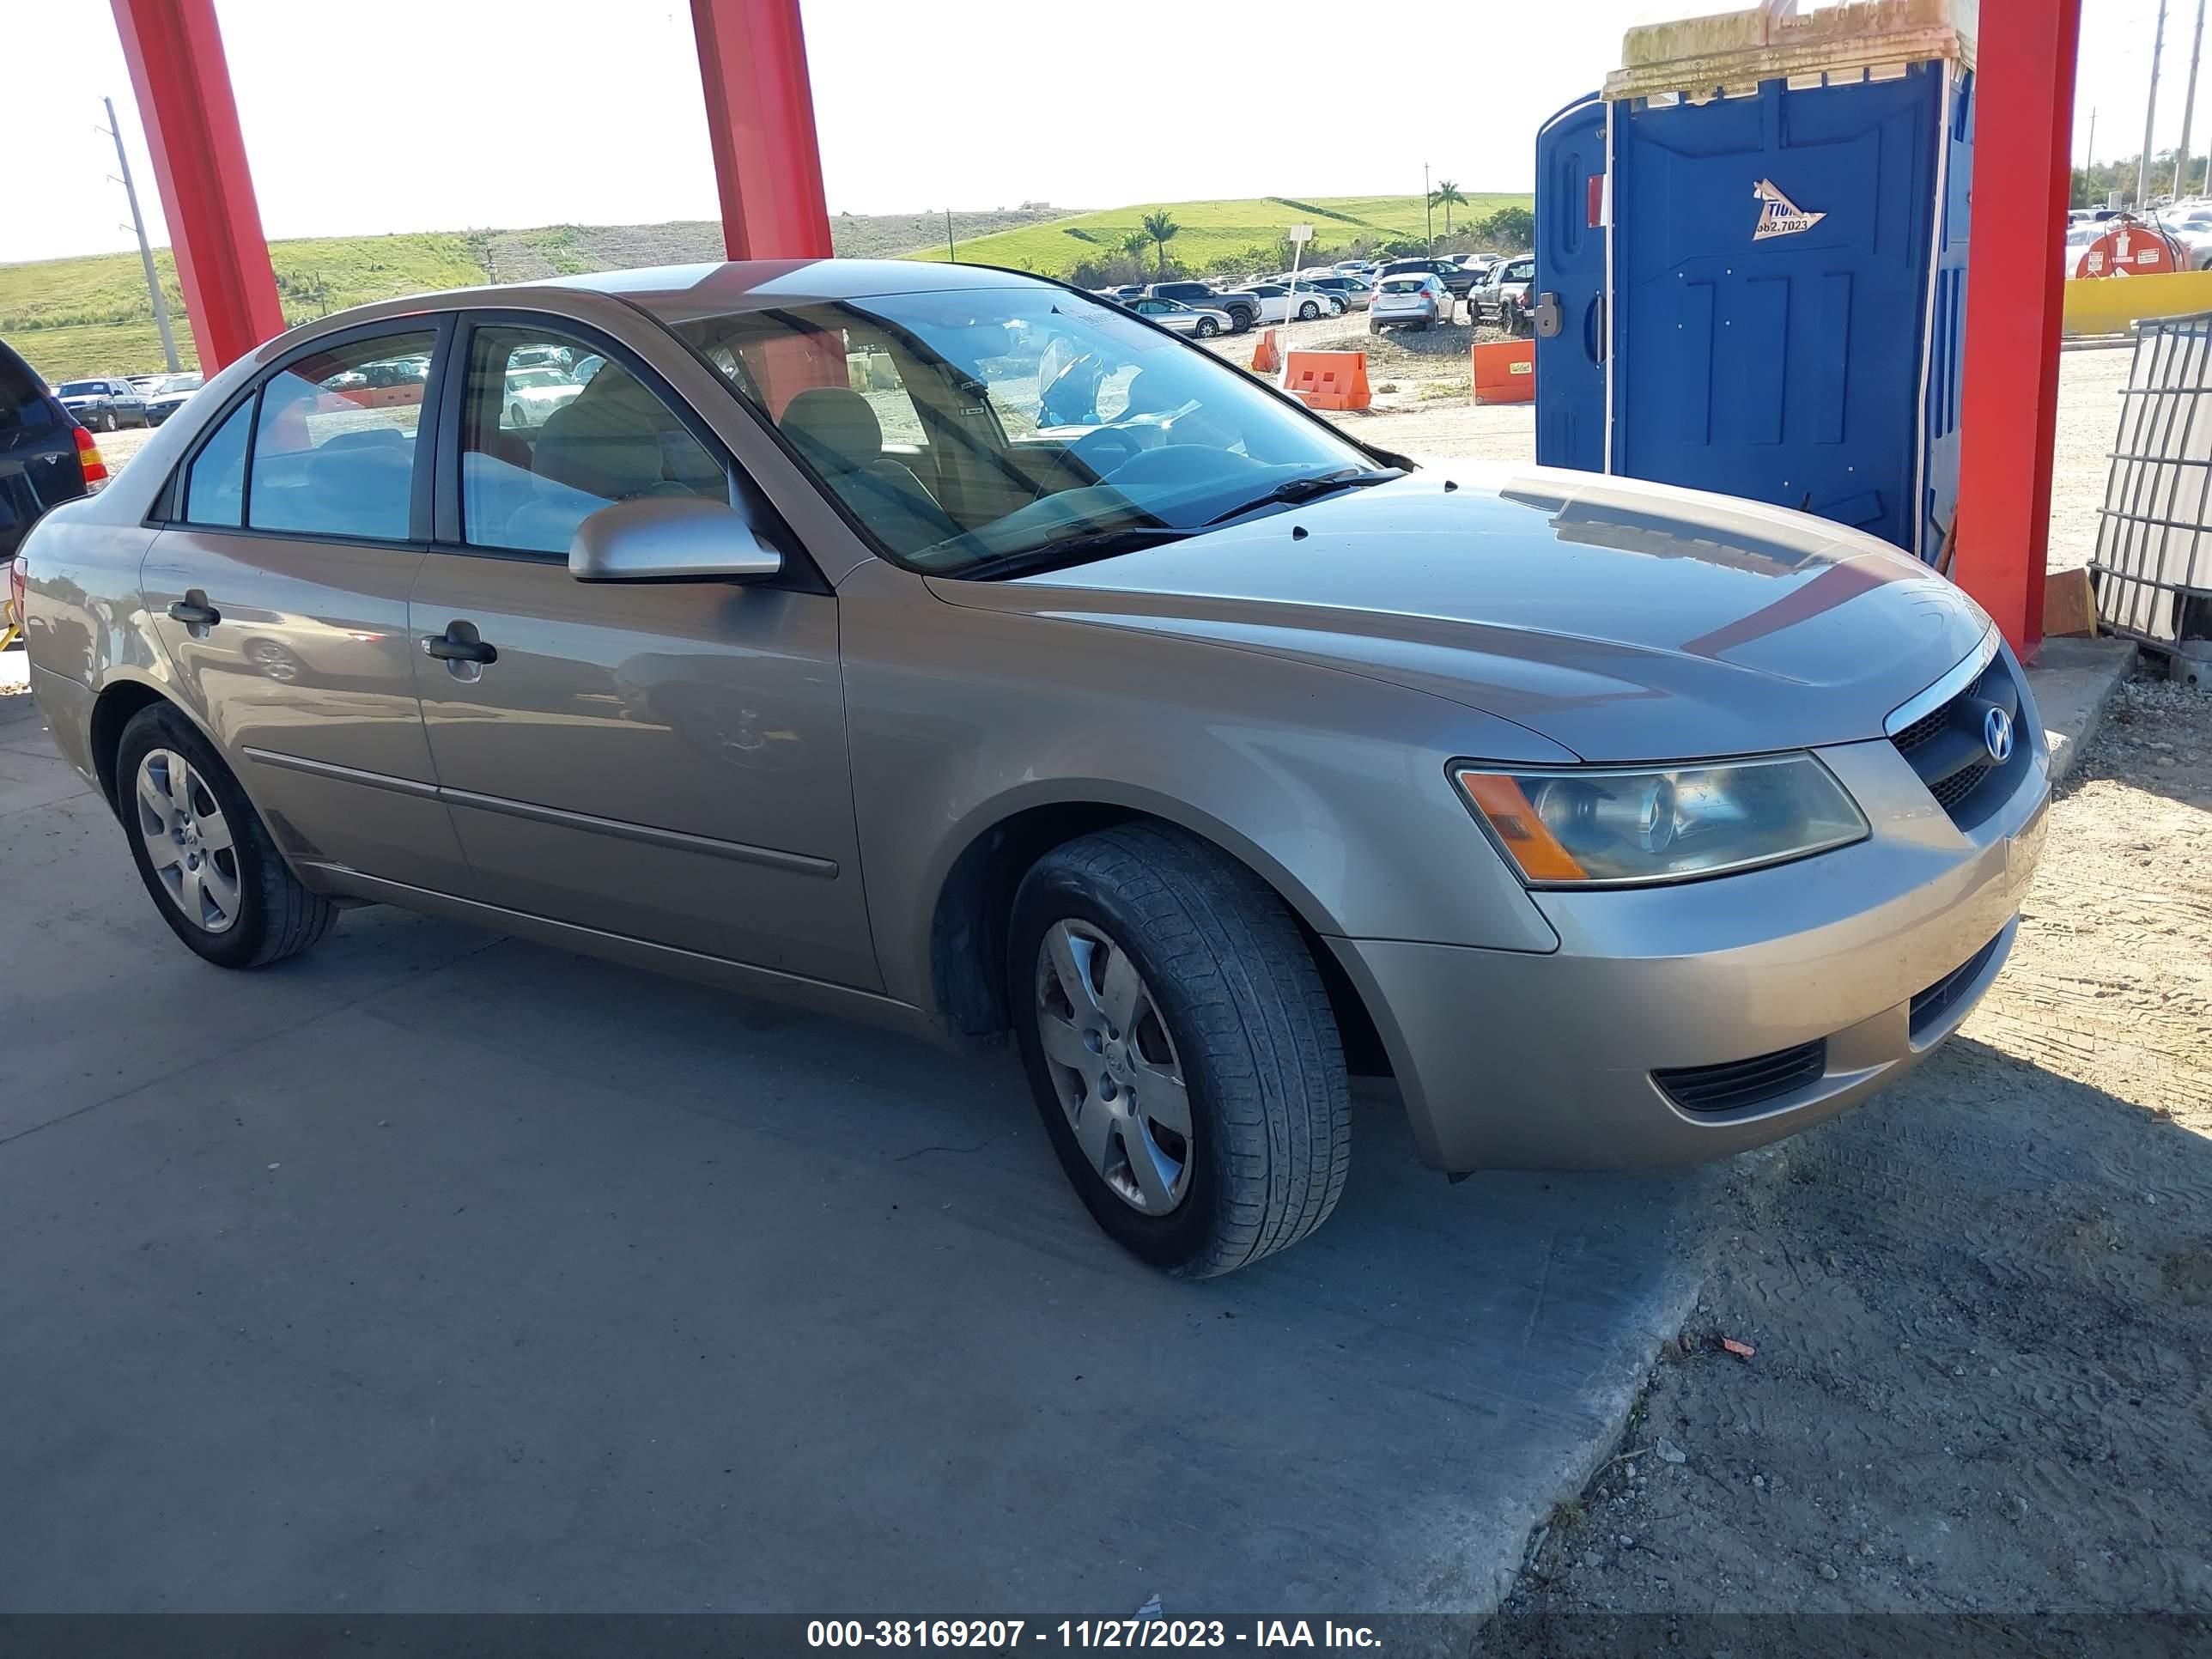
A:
[[74, 425, 108, 485]]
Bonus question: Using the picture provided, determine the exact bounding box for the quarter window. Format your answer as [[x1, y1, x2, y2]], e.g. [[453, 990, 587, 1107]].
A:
[[246, 330, 434, 540], [182, 398, 253, 527], [459, 325, 727, 556]]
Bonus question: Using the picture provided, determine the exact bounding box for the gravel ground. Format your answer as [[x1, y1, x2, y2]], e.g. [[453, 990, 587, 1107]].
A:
[[1496, 671, 2212, 1644]]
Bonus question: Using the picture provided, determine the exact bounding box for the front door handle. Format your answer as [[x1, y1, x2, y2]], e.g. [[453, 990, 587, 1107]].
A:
[[422, 620, 497, 681], [167, 591, 221, 633], [421, 623, 497, 665]]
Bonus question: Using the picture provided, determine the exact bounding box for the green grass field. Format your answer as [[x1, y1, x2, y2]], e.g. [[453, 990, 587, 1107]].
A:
[[914, 192, 1532, 277], [0, 196, 1529, 380]]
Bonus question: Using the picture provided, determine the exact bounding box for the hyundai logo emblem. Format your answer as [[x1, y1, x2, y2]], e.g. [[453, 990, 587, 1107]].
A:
[[1983, 706, 2015, 765]]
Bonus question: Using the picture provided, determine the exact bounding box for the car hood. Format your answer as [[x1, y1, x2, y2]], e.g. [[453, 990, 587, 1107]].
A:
[[927, 467, 1990, 763]]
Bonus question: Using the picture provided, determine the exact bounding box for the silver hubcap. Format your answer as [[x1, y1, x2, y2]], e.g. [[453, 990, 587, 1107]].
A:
[[1035, 920, 1194, 1215], [134, 749, 241, 934]]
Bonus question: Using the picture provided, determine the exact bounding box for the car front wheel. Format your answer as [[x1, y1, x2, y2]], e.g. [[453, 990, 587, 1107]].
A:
[[1009, 823, 1352, 1278], [1195, 316, 1219, 337], [117, 703, 337, 969], [1297, 301, 1320, 321]]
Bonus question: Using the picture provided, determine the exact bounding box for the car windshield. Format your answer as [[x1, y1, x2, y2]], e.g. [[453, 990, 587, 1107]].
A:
[[57, 381, 104, 396], [156, 374, 202, 393], [667, 285, 1381, 577]]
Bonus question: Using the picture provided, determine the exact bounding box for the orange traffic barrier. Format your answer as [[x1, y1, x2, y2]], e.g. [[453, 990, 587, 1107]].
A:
[[1282, 350, 1371, 412], [1472, 339, 1534, 405], [1249, 328, 1283, 374]]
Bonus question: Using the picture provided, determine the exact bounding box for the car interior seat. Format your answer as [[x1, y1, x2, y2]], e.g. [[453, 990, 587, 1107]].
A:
[[777, 387, 958, 555]]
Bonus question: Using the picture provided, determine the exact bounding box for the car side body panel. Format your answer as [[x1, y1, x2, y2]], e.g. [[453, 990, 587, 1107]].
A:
[[835, 558, 1571, 1020]]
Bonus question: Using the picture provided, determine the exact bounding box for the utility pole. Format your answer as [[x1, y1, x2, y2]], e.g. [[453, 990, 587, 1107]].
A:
[[2088, 106, 2098, 167], [1423, 161, 1433, 252], [2178, 0, 2208, 198], [2142, 0, 2170, 207], [100, 94, 179, 373], [945, 208, 956, 263]]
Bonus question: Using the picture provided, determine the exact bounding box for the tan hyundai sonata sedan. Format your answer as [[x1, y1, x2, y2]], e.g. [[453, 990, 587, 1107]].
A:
[[15, 260, 2048, 1276]]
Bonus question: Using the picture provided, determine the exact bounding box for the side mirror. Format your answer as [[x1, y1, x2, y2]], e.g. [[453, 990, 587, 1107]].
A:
[[568, 495, 783, 584]]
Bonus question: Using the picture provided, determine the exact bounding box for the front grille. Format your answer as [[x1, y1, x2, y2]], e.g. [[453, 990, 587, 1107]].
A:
[[1910, 932, 2004, 1040], [1890, 650, 2027, 830], [1654, 1040, 1827, 1115]]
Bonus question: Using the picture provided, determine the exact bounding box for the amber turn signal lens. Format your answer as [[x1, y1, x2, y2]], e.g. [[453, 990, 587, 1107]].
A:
[[1454, 769, 1589, 883]]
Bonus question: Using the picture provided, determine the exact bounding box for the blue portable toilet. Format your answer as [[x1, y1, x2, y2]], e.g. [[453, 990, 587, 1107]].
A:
[[1533, 0, 1974, 562]]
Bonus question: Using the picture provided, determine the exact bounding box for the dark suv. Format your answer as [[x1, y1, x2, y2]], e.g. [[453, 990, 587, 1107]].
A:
[[2, 337, 94, 568], [1140, 282, 1258, 333]]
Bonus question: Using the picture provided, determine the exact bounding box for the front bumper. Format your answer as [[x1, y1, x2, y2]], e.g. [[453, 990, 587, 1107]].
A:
[[1333, 731, 2051, 1171]]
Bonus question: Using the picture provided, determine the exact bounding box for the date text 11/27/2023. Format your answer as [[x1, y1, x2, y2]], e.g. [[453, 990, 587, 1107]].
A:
[[805, 1620, 1385, 1649]]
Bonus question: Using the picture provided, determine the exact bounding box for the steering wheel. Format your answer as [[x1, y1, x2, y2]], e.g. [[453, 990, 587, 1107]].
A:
[[1066, 424, 1143, 478]]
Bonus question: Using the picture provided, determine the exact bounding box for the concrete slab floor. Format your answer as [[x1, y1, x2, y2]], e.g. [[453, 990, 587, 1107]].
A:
[[0, 705, 1698, 1615], [2027, 635, 2138, 785]]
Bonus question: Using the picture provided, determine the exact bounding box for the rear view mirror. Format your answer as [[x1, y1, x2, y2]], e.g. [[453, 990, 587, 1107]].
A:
[[568, 495, 782, 584]]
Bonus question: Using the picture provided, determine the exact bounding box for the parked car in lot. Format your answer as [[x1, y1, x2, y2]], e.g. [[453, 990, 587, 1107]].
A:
[[14, 260, 2049, 1278], [1369, 272, 1449, 331], [1226, 281, 1337, 323], [1474, 256, 1537, 334], [1141, 282, 1258, 333], [143, 372, 205, 427], [1123, 295, 1236, 337], [53, 376, 149, 432], [2, 337, 99, 567], [1377, 257, 1477, 306], [501, 365, 585, 428], [1300, 274, 1374, 310]]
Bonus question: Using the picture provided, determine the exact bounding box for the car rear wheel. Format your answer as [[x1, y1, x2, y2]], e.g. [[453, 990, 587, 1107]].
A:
[[1009, 823, 1352, 1278], [117, 703, 337, 969]]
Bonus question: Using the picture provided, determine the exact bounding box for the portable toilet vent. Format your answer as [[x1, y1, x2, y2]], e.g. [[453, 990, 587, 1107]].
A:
[[1534, 0, 1976, 562]]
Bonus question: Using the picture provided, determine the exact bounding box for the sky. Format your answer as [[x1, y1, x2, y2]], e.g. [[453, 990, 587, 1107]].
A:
[[0, 0, 2192, 266]]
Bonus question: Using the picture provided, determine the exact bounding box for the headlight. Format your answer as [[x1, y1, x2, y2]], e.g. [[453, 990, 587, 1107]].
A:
[[1452, 754, 1868, 887]]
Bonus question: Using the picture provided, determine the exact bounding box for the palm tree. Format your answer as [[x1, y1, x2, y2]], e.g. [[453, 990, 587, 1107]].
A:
[[1431, 179, 1468, 238], [1140, 210, 1182, 275], [1121, 230, 1152, 263]]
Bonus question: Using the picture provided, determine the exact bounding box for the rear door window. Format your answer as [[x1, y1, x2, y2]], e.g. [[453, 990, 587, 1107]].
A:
[[247, 329, 435, 541], [183, 399, 253, 527]]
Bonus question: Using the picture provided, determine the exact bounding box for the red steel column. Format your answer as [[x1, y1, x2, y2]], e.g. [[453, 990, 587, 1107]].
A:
[[109, 0, 285, 371], [691, 0, 835, 262], [1952, 0, 2083, 660]]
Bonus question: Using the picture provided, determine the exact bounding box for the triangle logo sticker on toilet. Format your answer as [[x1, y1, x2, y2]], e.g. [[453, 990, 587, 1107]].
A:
[[1752, 179, 1826, 241]]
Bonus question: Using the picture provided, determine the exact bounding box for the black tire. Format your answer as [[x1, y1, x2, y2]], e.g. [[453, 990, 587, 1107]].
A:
[[1195, 316, 1219, 338], [1297, 300, 1320, 321], [115, 702, 337, 969], [100, 409, 117, 433], [509, 403, 526, 428], [1231, 307, 1255, 334], [1009, 823, 1351, 1278]]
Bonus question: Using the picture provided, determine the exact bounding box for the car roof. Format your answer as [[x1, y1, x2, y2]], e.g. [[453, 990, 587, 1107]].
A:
[[543, 258, 1048, 322]]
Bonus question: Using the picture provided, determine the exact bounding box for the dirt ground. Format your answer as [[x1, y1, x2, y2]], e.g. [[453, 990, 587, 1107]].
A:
[[1498, 671, 2212, 1641]]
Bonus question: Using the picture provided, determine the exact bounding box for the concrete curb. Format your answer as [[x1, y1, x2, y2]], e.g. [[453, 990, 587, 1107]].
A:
[[2028, 635, 2139, 785]]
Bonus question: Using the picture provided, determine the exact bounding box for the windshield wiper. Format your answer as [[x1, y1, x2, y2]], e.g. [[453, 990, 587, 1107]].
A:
[[1201, 467, 1402, 526], [956, 526, 1200, 582]]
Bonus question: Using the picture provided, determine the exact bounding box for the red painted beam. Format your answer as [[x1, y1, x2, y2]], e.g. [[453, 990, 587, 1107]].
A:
[[691, 0, 834, 263], [109, 0, 285, 372], [1952, 0, 2082, 660]]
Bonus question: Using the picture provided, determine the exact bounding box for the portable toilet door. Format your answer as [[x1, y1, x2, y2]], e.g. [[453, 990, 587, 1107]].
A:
[[1537, 0, 1974, 562], [1534, 92, 1608, 474]]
